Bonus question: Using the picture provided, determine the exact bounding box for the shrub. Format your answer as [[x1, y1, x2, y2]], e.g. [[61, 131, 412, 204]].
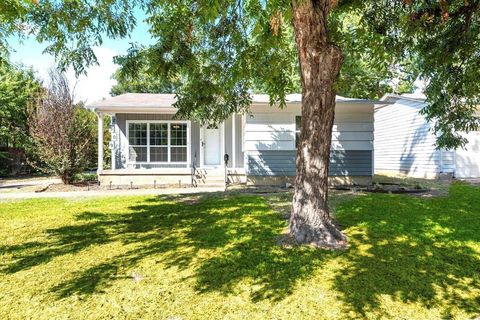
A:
[[28, 69, 96, 184]]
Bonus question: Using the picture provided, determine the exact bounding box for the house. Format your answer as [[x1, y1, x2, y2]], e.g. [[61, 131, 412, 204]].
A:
[[375, 93, 480, 179], [87, 93, 379, 186]]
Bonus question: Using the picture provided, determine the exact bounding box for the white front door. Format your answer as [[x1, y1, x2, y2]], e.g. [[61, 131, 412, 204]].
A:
[[203, 125, 221, 166]]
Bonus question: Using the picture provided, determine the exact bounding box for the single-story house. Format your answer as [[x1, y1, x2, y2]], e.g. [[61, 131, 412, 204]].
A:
[[375, 93, 480, 179], [87, 93, 379, 186]]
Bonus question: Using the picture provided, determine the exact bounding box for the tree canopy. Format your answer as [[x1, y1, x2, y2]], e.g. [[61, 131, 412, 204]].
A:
[[0, 0, 136, 73], [110, 62, 177, 96], [2, 1, 479, 148], [363, 1, 480, 148]]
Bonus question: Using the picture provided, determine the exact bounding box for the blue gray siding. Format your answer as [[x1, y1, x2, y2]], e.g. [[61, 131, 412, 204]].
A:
[[244, 102, 374, 177], [246, 150, 372, 176]]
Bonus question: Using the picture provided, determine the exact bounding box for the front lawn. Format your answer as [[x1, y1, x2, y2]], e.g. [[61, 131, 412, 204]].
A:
[[1, 184, 479, 319]]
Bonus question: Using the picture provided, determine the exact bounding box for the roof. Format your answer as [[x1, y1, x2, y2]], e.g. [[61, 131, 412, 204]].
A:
[[380, 93, 427, 103], [88, 93, 177, 109], [87, 93, 385, 112], [374, 93, 428, 110], [378, 93, 480, 112], [250, 93, 385, 104]]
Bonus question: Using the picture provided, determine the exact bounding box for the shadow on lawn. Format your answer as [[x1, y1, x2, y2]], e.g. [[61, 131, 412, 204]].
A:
[[334, 183, 480, 317], [1, 192, 331, 301], [1, 184, 480, 318]]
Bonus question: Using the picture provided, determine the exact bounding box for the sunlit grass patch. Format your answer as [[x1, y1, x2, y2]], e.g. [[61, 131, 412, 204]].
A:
[[0, 184, 479, 319]]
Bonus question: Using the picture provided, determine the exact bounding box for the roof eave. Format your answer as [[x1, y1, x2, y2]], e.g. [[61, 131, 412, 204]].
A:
[[380, 93, 427, 103], [87, 106, 178, 114]]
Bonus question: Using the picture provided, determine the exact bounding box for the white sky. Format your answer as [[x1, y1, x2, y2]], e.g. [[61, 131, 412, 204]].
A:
[[9, 40, 120, 104], [8, 8, 152, 104]]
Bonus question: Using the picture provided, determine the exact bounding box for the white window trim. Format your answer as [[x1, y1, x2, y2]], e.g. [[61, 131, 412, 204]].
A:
[[126, 120, 191, 165], [294, 114, 301, 149]]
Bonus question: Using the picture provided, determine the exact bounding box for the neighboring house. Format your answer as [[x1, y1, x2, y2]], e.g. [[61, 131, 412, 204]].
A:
[[87, 93, 378, 186], [375, 93, 480, 179]]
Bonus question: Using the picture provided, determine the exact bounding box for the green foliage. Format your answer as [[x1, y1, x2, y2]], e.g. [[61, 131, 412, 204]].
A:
[[0, 62, 41, 148], [110, 67, 176, 96], [73, 172, 98, 183], [330, 8, 418, 99], [0, 151, 9, 176], [114, 0, 297, 124], [2, 0, 479, 146], [361, 0, 480, 148], [0, 0, 138, 73], [1, 184, 479, 318], [0, 61, 41, 175]]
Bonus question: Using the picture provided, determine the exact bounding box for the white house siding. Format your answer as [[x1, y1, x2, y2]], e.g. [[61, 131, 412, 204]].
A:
[[374, 98, 446, 178], [244, 103, 374, 177], [223, 114, 244, 168]]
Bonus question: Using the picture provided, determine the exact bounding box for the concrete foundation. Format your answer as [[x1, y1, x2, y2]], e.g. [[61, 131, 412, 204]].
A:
[[99, 169, 371, 188], [246, 175, 372, 187], [375, 170, 454, 180]]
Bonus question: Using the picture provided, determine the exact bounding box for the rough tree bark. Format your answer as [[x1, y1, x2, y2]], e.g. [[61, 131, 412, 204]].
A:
[[289, 0, 347, 249]]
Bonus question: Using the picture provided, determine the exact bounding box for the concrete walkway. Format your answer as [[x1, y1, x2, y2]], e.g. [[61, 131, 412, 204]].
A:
[[0, 186, 226, 200], [0, 177, 61, 188], [460, 178, 480, 185]]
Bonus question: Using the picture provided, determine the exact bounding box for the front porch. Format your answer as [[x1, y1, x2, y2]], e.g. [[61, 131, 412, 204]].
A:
[[89, 94, 245, 186]]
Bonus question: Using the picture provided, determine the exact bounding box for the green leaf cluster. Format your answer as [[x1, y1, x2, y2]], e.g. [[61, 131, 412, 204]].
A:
[[0, 61, 41, 148], [362, 0, 480, 148]]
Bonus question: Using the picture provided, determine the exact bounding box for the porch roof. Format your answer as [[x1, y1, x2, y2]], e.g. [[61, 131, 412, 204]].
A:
[[87, 92, 386, 113]]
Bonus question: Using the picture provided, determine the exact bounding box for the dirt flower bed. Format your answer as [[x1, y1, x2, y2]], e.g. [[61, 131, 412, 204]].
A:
[[38, 181, 196, 193]]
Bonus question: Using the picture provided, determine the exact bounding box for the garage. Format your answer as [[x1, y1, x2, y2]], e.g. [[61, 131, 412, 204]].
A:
[[455, 130, 480, 178]]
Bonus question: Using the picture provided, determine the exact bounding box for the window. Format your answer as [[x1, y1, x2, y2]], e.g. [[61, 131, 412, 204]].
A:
[[295, 116, 302, 148], [127, 121, 189, 163], [128, 123, 147, 162], [170, 123, 188, 162], [150, 123, 168, 162]]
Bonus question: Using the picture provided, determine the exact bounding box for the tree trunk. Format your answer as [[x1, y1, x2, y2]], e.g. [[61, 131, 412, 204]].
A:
[[289, 0, 347, 249]]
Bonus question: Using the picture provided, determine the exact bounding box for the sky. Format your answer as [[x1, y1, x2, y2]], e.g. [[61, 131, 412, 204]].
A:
[[8, 8, 153, 104]]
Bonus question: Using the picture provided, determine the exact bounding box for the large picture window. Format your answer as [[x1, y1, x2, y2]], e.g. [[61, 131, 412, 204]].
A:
[[127, 121, 189, 163]]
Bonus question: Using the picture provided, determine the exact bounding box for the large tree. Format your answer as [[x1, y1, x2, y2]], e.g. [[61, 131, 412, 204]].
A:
[[3, 0, 479, 247]]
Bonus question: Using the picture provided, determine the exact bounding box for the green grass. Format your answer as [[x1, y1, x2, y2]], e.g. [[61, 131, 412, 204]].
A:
[[1, 184, 479, 319]]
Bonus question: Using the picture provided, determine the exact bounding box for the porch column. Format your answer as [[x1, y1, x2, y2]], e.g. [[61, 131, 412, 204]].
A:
[[111, 113, 116, 171], [232, 113, 236, 168], [97, 111, 104, 174]]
